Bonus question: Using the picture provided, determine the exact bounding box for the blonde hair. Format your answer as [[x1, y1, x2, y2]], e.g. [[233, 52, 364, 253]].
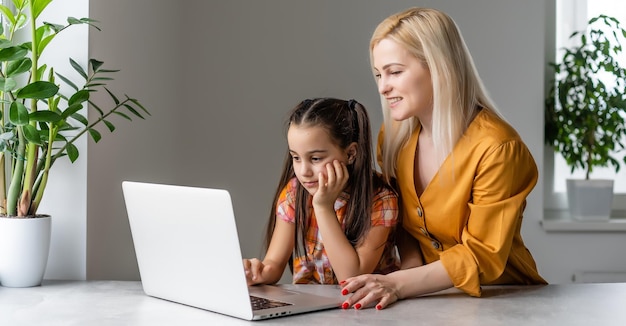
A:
[[370, 7, 501, 182]]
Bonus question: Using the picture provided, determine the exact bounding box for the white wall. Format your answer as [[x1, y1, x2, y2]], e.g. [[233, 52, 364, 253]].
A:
[[37, 0, 88, 281]]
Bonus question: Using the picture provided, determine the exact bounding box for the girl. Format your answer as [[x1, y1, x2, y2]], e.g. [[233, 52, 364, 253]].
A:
[[243, 98, 399, 285]]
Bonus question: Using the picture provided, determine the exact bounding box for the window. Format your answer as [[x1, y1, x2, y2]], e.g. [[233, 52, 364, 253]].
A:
[[548, 0, 626, 213]]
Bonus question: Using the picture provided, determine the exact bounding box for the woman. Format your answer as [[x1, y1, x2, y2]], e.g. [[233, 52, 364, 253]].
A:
[[340, 7, 546, 310]]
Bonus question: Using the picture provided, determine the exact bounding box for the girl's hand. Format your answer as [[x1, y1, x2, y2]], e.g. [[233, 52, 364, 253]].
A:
[[340, 274, 401, 310], [312, 160, 349, 208], [242, 258, 266, 285]]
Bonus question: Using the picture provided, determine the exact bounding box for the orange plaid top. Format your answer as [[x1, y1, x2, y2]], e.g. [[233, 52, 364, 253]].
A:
[[277, 177, 400, 284]]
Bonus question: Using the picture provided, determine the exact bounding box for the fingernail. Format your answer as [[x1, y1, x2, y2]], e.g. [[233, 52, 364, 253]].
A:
[[341, 302, 349, 309], [376, 304, 382, 310], [339, 280, 346, 285], [354, 303, 362, 310], [341, 288, 349, 295]]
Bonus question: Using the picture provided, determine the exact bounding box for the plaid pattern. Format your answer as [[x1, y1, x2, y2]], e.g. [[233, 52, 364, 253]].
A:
[[277, 177, 400, 284]]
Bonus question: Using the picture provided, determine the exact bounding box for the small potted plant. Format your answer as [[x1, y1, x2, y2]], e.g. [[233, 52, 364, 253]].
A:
[[0, 0, 149, 287], [545, 14, 626, 221]]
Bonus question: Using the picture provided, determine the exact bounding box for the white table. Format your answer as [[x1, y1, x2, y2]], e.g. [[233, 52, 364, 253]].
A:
[[1, 280, 625, 325]]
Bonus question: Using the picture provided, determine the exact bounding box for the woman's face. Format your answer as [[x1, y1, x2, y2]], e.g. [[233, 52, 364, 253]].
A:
[[287, 124, 350, 195], [372, 38, 433, 121]]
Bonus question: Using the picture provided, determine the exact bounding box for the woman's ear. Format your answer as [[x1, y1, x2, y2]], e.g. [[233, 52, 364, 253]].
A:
[[347, 142, 358, 164]]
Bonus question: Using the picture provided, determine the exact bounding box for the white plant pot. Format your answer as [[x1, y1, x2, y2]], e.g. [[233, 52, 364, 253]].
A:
[[0, 215, 51, 287], [566, 179, 613, 221]]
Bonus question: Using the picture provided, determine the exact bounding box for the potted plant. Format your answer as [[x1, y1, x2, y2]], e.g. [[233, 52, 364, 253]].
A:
[[545, 14, 626, 221], [0, 0, 149, 287]]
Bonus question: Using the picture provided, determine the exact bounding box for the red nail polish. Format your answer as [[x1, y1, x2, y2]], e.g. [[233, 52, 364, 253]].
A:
[[341, 288, 348, 295], [339, 280, 346, 285], [341, 302, 349, 309], [354, 303, 362, 310], [376, 304, 382, 310]]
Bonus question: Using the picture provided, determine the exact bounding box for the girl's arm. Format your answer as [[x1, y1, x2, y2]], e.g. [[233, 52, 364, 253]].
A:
[[313, 160, 392, 282], [243, 218, 294, 285], [316, 206, 393, 281]]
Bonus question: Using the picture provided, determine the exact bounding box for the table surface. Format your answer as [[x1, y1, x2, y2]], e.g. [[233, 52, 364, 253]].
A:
[[1, 280, 625, 325]]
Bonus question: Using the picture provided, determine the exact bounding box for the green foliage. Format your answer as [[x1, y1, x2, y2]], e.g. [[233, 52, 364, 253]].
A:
[[545, 14, 626, 180], [0, 0, 149, 217]]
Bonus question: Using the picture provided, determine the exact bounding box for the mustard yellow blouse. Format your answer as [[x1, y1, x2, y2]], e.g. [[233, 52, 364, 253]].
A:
[[378, 109, 546, 297]]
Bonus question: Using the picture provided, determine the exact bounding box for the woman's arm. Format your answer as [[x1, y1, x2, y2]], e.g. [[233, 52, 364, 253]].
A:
[[243, 218, 294, 285], [340, 260, 453, 310]]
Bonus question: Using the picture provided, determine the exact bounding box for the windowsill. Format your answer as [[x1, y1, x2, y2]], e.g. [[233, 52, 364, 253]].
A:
[[541, 209, 626, 232]]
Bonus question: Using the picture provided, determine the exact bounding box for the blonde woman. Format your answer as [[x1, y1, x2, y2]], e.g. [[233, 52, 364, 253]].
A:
[[340, 7, 546, 310]]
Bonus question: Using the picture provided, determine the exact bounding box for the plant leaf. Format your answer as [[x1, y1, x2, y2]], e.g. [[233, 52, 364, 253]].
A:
[[23, 124, 42, 145], [70, 112, 88, 126], [43, 22, 64, 33], [88, 99, 104, 116], [36, 63, 47, 81], [30, 110, 62, 122], [68, 89, 90, 106], [124, 104, 144, 119], [9, 101, 29, 126], [90, 59, 104, 72], [103, 120, 115, 132], [104, 87, 120, 105], [113, 111, 131, 121], [88, 128, 101, 143], [55, 72, 79, 91], [70, 58, 87, 80], [0, 46, 28, 61], [16, 81, 59, 99], [0, 5, 15, 26], [32, 0, 53, 20], [67, 143, 79, 162], [61, 103, 83, 119], [38, 33, 56, 56], [6, 58, 32, 77], [0, 77, 17, 92], [129, 98, 151, 116]]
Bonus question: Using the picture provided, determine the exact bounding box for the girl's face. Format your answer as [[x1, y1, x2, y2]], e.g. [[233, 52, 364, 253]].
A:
[[287, 124, 351, 195], [372, 38, 433, 121]]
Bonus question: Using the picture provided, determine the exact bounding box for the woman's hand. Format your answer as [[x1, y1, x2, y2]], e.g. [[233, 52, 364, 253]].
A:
[[340, 273, 401, 310], [312, 160, 349, 208], [341, 261, 454, 309]]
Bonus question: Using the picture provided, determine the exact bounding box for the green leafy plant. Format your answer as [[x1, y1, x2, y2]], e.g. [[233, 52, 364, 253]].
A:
[[545, 14, 626, 180], [0, 0, 149, 217]]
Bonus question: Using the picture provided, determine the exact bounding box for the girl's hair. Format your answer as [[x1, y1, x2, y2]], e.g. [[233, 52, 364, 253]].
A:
[[264, 98, 380, 260], [370, 7, 502, 183]]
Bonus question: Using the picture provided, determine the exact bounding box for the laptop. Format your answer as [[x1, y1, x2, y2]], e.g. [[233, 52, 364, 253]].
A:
[[122, 181, 343, 321]]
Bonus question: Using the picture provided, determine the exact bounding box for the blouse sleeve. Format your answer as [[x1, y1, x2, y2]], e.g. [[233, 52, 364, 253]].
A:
[[276, 178, 298, 224], [370, 187, 399, 228], [439, 139, 538, 296]]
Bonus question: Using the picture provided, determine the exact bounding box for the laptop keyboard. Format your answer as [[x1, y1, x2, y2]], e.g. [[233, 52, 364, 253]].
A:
[[250, 295, 292, 311]]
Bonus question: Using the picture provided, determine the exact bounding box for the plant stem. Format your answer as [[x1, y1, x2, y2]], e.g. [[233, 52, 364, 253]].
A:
[[19, 1, 41, 216], [50, 99, 132, 163], [6, 127, 25, 216]]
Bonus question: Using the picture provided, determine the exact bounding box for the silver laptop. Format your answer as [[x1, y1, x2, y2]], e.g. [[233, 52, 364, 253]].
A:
[[122, 181, 343, 321]]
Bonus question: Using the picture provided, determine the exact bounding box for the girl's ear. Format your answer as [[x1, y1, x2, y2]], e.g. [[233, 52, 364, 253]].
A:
[[347, 142, 358, 164]]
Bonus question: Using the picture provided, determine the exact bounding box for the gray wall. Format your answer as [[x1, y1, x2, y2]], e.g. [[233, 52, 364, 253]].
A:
[[87, 0, 555, 282]]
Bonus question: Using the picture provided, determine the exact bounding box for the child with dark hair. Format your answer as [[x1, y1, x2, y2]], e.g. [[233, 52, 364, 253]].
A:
[[243, 98, 399, 285]]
